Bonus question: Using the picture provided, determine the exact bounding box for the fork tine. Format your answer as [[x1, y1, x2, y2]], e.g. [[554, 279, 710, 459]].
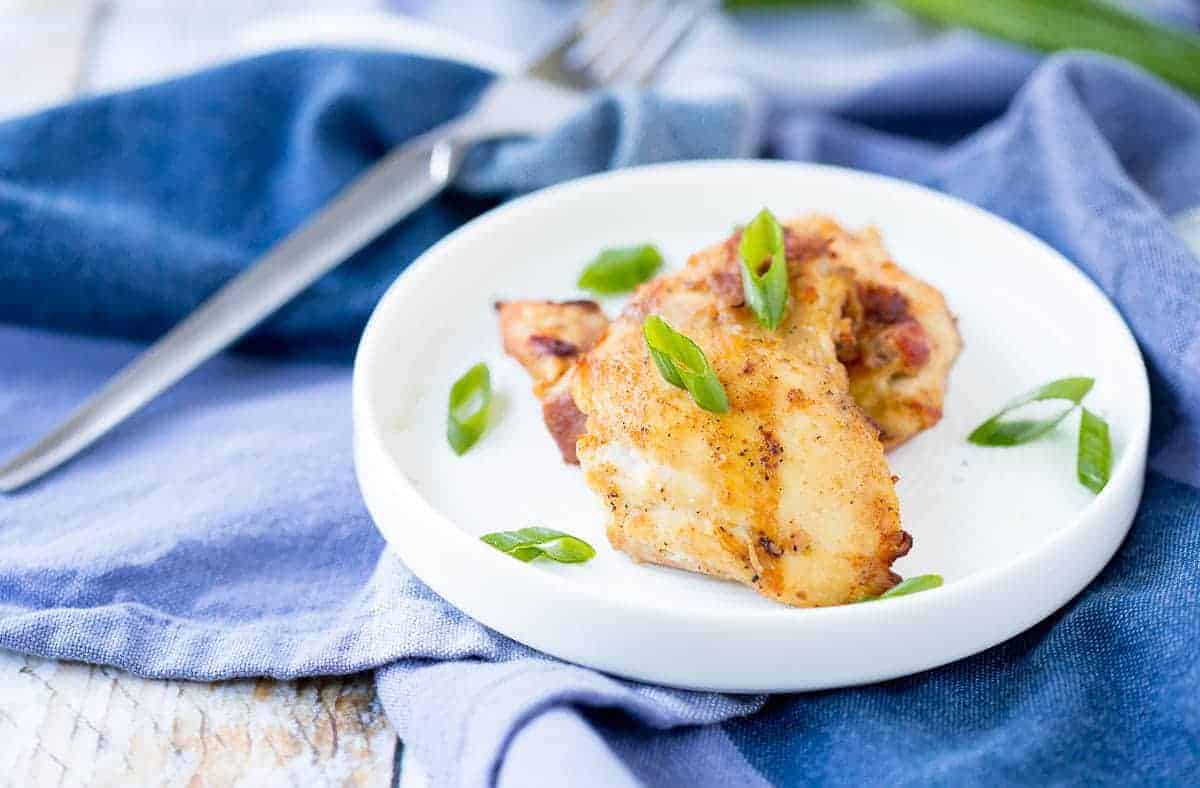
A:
[[623, 0, 712, 86], [588, 0, 674, 85], [526, 21, 591, 88], [530, 0, 707, 90], [569, 0, 641, 68], [527, 0, 640, 89]]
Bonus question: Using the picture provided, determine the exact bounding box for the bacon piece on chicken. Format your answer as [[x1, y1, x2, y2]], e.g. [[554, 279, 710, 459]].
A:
[[793, 217, 962, 450]]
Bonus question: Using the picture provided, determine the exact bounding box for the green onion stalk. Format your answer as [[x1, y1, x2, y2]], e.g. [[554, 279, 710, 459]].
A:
[[723, 0, 1200, 97]]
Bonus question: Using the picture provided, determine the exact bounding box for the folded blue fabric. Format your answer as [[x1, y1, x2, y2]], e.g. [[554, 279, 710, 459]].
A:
[[0, 50, 751, 360], [1, 40, 1199, 788]]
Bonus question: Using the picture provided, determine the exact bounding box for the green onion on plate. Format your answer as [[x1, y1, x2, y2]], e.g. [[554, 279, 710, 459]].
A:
[[968, 376, 1094, 446], [578, 244, 664, 295], [860, 574, 944, 602], [481, 527, 596, 563], [447, 362, 492, 455], [1077, 406, 1112, 494], [969, 376, 1113, 495]]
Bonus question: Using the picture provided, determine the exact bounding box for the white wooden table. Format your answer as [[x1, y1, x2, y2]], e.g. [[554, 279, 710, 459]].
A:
[[0, 2, 403, 784], [0, 650, 396, 786]]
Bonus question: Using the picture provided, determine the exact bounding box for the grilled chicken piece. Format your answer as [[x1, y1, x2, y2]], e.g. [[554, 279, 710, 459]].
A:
[[495, 299, 609, 463], [568, 227, 912, 607], [497, 216, 959, 606]]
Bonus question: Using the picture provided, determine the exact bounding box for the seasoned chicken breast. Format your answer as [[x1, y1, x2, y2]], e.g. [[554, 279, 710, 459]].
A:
[[497, 216, 959, 606], [571, 234, 910, 607]]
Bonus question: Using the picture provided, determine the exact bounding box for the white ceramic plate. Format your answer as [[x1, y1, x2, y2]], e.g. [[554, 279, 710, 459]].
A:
[[353, 161, 1149, 692]]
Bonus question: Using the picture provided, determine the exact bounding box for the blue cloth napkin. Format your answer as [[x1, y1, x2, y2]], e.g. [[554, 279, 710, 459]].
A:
[[1, 35, 1199, 788]]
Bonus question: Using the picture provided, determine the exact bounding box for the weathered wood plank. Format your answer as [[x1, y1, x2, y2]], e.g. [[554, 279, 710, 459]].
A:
[[0, 649, 395, 787]]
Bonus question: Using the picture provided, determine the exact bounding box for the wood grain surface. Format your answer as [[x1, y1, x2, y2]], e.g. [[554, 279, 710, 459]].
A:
[[0, 649, 396, 787]]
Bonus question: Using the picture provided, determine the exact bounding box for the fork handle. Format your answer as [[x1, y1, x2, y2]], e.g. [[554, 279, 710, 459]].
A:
[[0, 127, 464, 493]]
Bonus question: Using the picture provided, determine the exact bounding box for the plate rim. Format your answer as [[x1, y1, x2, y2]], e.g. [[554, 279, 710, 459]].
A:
[[352, 159, 1150, 687]]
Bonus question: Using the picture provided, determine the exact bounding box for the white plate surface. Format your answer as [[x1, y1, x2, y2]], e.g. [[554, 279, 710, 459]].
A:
[[353, 161, 1149, 692]]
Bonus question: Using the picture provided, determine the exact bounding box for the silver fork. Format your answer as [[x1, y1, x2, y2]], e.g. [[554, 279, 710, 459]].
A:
[[0, 0, 711, 493]]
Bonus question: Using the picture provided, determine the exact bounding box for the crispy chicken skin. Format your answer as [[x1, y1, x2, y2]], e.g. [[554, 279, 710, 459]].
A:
[[496, 216, 958, 606], [495, 299, 609, 463]]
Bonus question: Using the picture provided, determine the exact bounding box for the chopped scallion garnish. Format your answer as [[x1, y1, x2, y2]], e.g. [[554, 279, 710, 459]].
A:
[[578, 244, 664, 295], [447, 362, 492, 455], [968, 377, 1094, 446], [642, 315, 729, 414], [969, 376, 1114, 495], [738, 208, 789, 330], [481, 527, 596, 563], [859, 574, 943, 602], [1077, 407, 1112, 494]]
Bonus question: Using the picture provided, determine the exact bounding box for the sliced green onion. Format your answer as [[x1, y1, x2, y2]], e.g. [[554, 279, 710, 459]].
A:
[[879, 574, 944, 598], [968, 377, 1094, 446], [642, 315, 730, 414], [738, 208, 789, 330], [481, 527, 596, 563], [648, 346, 686, 389], [447, 362, 491, 455], [578, 244, 664, 295], [1077, 407, 1112, 494], [860, 574, 944, 602]]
